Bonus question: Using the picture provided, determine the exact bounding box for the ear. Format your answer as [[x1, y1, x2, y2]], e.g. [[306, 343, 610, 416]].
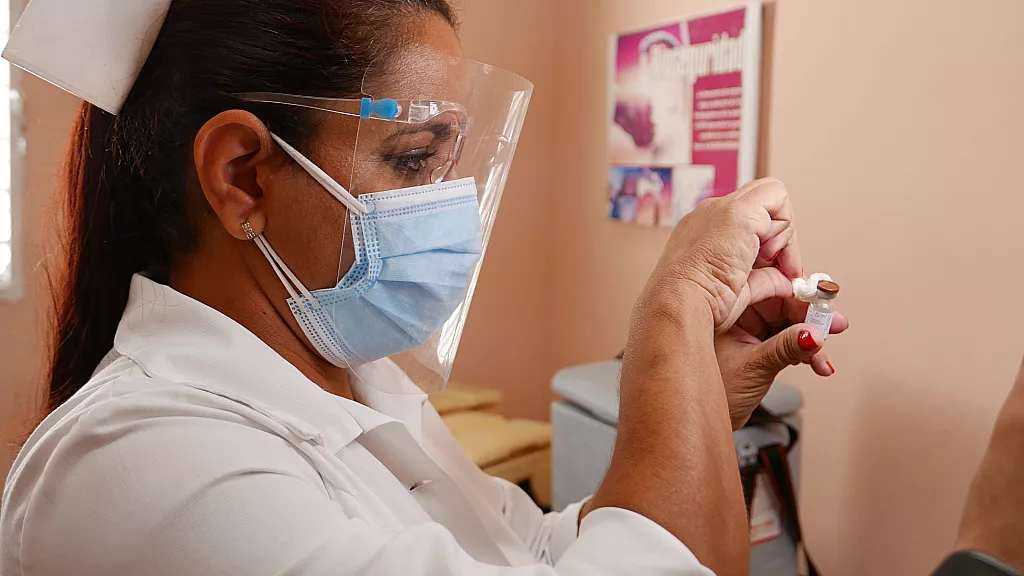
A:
[[193, 110, 275, 240]]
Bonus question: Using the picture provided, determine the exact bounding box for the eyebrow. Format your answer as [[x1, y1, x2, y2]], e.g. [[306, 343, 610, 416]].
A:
[[390, 121, 457, 139]]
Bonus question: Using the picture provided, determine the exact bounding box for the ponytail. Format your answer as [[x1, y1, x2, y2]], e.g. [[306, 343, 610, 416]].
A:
[[46, 104, 159, 411]]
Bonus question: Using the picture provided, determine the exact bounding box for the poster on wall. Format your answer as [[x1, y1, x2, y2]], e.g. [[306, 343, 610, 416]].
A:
[[608, 3, 762, 227]]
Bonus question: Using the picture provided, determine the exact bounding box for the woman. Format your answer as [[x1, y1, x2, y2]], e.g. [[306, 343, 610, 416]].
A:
[[0, 1, 845, 575]]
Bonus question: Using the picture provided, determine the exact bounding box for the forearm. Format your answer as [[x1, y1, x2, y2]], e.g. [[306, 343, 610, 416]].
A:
[[587, 292, 749, 576], [956, 370, 1024, 571]]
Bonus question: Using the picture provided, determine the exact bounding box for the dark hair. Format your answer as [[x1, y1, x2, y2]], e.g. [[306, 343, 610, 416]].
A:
[[46, 0, 457, 413]]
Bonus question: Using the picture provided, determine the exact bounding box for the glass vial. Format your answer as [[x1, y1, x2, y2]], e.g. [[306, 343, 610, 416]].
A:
[[805, 280, 840, 340]]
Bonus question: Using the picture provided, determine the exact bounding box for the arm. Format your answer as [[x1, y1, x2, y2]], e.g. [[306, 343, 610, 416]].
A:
[[585, 291, 748, 576], [491, 477, 589, 565], [19, 389, 711, 576], [580, 179, 806, 576], [954, 358, 1024, 572]]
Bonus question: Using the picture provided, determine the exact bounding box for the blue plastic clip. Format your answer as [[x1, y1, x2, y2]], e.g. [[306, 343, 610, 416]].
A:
[[360, 98, 401, 120]]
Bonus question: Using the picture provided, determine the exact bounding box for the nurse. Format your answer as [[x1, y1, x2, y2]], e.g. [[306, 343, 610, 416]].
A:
[[0, 1, 845, 575]]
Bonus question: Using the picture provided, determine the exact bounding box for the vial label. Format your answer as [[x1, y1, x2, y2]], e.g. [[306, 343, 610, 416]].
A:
[[805, 308, 833, 341]]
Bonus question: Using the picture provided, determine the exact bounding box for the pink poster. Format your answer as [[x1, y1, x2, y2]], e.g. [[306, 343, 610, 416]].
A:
[[608, 4, 762, 227]]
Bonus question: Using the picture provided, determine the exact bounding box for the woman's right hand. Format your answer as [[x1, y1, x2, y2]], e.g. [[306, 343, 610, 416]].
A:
[[636, 178, 801, 332], [591, 179, 805, 576]]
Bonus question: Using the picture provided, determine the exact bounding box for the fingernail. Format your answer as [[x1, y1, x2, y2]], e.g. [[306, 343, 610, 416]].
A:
[[827, 361, 835, 375], [798, 330, 817, 351]]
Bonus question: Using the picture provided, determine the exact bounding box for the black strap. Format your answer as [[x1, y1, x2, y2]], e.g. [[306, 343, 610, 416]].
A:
[[740, 461, 759, 517], [761, 443, 820, 576], [932, 551, 1022, 576], [744, 405, 820, 575]]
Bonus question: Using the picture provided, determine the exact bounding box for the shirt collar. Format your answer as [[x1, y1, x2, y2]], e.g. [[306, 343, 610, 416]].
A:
[[348, 360, 428, 444], [113, 275, 426, 450]]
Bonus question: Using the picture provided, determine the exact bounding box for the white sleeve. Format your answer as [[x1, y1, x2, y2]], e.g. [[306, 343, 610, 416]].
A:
[[491, 478, 713, 574], [19, 396, 712, 576], [491, 477, 588, 564]]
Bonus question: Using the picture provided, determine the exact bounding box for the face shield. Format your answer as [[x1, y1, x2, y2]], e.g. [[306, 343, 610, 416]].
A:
[[238, 45, 533, 393]]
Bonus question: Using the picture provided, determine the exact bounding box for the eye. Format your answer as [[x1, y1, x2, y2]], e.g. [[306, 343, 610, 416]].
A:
[[382, 149, 439, 175]]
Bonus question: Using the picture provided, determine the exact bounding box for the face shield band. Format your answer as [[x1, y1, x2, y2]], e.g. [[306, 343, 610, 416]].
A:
[[237, 45, 533, 394]]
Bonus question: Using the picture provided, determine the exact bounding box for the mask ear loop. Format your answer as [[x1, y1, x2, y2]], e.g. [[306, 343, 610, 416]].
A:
[[251, 233, 320, 310], [337, 213, 350, 289], [270, 133, 368, 216], [254, 133, 369, 311]]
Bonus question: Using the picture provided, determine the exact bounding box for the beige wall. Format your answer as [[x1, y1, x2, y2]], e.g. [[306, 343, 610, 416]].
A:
[[3, 0, 1024, 575], [449, 0, 558, 420], [549, 0, 1024, 575], [0, 73, 79, 475]]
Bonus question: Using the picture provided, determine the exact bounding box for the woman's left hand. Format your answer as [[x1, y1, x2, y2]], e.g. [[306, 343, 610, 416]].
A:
[[716, 266, 850, 429]]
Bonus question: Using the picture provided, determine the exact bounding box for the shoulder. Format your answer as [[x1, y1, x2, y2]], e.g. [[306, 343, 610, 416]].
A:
[[2, 371, 328, 575], [12, 366, 328, 491]]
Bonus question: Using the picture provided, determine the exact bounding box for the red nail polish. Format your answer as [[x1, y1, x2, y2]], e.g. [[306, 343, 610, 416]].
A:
[[798, 330, 817, 351], [827, 361, 835, 375]]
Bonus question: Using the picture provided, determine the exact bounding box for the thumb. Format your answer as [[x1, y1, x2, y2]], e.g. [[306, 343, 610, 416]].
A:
[[751, 323, 823, 375]]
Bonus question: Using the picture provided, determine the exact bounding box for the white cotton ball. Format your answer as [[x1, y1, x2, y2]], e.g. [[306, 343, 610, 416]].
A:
[[793, 273, 832, 303]]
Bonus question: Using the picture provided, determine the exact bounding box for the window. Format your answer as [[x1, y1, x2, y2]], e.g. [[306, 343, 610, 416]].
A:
[[0, 0, 22, 299]]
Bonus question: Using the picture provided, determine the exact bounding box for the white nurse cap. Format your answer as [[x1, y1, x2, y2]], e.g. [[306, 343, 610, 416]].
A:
[[2, 0, 173, 115]]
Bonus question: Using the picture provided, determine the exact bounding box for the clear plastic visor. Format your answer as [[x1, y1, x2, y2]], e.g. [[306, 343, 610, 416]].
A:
[[241, 45, 533, 394]]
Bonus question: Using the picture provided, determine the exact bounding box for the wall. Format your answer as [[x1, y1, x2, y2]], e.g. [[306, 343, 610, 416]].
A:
[[549, 0, 1024, 575], [449, 0, 558, 420], [0, 74, 79, 476]]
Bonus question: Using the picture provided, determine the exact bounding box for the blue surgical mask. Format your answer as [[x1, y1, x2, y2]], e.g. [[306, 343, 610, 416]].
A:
[[252, 136, 482, 368]]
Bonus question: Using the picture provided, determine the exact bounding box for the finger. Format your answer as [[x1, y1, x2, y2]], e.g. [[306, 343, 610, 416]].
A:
[[718, 267, 793, 334], [735, 178, 792, 233], [733, 177, 786, 207], [737, 307, 768, 339], [738, 180, 802, 278], [830, 312, 850, 335], [809, 353, 836, 377], [746, 267, 794, 305], [782, 299, 850, 336], [775, 229, 803, 280], [750, 323, 823, 376], [727, 185, 786, 245], [783, 298, 809, 324], [737, 179, 798, 272], [758, 225, 795, 265], [753, 298, 788, 331]]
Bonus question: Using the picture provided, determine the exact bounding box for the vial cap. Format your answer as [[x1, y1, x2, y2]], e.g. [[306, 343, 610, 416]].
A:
[[817, 281, 840, 296]]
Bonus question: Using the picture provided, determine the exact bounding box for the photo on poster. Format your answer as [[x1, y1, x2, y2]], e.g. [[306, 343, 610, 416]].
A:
[[668, 165, 717, 225], [608, 3, 761, 227], [608, 166, 672, 227], [608, 165, 716, 227]]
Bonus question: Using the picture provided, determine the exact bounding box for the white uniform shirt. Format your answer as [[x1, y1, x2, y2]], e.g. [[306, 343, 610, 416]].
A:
[[1, 275, 711, 575]]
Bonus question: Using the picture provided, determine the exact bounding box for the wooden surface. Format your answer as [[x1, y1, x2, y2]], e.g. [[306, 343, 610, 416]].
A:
[[485, 448, 552, 510], [429, 384, 504, 416], [432, 384, 553, 509], [441, 411, 551, 469]]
